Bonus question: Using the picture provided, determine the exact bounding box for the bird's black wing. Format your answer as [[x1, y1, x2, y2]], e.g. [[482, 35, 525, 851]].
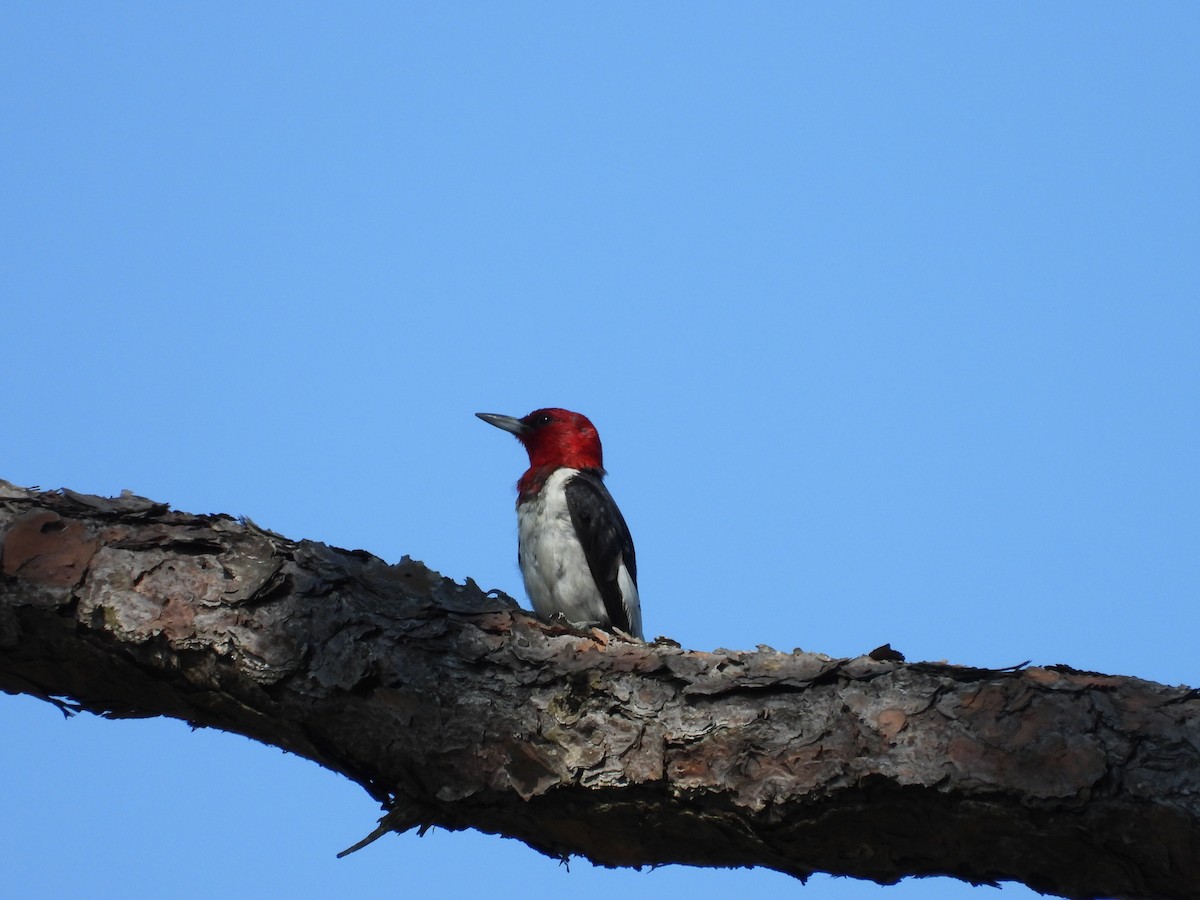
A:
[[564, 469, 637, 634]]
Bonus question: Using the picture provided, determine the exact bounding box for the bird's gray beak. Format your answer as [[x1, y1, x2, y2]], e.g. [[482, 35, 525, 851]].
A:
[[476, 412, 527, 436]]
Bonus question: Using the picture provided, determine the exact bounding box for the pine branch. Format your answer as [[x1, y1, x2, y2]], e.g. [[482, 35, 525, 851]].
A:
[[1, 480, 1197, 900]]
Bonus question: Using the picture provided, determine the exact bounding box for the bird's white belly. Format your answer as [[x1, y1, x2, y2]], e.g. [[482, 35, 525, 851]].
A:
[[517, 468, 608, 627]]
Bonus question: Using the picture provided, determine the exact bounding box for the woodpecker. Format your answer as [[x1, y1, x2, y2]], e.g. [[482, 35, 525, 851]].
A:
[[476, 408, 643, 640]]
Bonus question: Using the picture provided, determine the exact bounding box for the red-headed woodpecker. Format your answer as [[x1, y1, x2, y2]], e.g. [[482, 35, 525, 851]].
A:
[[476, 408, 643, 640]]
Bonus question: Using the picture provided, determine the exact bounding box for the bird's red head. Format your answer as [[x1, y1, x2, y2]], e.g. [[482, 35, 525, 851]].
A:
[[477, 407, 604, 471]]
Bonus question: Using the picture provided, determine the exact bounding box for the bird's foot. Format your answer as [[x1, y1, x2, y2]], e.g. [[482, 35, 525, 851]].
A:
[[542, 612, 609, 640]]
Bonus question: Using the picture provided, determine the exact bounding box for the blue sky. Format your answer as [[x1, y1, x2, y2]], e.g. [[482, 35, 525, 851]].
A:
[[2, 5, 1197, 898]]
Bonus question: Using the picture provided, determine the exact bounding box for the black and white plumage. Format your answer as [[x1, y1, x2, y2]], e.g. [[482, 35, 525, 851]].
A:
[[477, 408, 644, 640], [517, 466, 640, 638]]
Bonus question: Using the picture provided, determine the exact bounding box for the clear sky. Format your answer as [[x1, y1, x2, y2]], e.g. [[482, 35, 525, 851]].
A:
[[3, 5, 1197, 899]]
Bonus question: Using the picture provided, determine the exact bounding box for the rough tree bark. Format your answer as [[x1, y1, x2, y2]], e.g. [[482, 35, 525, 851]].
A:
[[0, 481, 1196, 899]]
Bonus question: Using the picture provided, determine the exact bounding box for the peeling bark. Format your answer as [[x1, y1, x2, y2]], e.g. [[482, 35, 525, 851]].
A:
[[0, 480, 1197, 900]]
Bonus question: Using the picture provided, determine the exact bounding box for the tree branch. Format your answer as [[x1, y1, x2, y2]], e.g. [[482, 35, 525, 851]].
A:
[[1, 481, 1197, 899]]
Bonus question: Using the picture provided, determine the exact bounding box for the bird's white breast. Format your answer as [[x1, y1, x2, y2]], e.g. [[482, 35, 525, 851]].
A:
[[517, 467, 610, 628]]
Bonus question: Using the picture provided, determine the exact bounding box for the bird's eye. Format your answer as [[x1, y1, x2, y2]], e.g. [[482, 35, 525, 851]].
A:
[[534, 413, 553, 427]]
